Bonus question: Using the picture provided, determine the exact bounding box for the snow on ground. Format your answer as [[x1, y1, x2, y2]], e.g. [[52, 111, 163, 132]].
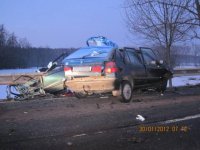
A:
[[0, 85, 7, 100], [169, 75, 200, 87], [0, 68, 200, 100], [0, 68, 38, 74], [175, 64, 200, 69]]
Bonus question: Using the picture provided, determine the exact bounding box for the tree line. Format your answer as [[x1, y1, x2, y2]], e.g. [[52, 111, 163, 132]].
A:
[[0, 24, 75, 69], [0, 47, 75, 69], [153, 44, 200, 67], [0, 24, 31, 48]]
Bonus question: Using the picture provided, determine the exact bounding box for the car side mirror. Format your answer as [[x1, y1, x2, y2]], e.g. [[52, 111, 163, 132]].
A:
[[47, 61, 53, 68], [159, 60, 164, 64], [47, 61, 57, 71]]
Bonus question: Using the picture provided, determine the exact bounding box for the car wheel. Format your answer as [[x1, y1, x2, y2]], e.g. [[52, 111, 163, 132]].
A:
[[74, 92, 87, 99], [121, 81, 133, 103]]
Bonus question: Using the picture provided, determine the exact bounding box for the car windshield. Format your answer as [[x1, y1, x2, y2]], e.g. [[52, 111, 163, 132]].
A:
[[62, 46, 113, 65]]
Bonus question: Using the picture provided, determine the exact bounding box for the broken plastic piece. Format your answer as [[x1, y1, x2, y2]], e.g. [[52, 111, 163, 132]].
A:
[[136, 114, 145, 121], [86, 36, 118, 48]]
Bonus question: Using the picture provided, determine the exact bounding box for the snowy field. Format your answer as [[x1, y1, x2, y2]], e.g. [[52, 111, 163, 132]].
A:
[[0, 68, 200, 100], [0, 68, 38, 74]]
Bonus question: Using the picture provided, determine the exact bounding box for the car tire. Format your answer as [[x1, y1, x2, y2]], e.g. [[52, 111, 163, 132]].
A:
[[120, 81, 133, 103], [74, 92, 87, 99]]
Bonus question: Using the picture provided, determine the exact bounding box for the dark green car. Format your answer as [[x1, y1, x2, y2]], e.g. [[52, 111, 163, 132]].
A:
[[62, 46, 172, 102]]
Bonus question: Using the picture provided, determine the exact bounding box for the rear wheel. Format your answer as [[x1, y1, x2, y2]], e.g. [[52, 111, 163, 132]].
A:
[[121, 81, 133, 103], [74, 92, 87, 99]]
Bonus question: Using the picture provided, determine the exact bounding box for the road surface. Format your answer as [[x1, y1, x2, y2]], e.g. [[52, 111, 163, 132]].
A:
[[0, 85, 200, 150]]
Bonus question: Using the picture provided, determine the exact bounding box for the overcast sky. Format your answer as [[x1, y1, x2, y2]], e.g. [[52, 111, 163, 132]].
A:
[[0, 0, 142, 48]]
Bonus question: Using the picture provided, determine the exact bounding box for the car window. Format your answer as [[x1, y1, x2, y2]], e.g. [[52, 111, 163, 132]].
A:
[[55, 53, 69, 65], [126, 50, 143, 65], [63, 47, 113, 60], [140, 48, 157, 64], [115, 49, 124, 60], [62, 47, 114, 66]]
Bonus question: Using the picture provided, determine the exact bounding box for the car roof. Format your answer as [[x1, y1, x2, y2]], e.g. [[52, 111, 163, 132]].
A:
[[81, 46, 115, 49], [119, 47, 140, 51]]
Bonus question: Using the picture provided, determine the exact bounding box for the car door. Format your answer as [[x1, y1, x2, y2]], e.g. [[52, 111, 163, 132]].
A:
[[124, 48, 147, 86], [140, 47, 166, 83], [43, 65, 65, 93], [42, 53, 68, 93]]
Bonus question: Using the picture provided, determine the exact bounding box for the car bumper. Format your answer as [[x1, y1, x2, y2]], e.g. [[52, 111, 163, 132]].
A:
[[65, 76, 119, 93]]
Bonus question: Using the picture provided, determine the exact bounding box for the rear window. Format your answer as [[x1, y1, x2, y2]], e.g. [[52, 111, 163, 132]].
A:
[[62, 46, 114, 66]]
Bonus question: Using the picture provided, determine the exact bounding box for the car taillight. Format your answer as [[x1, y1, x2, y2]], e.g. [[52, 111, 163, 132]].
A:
[[105, 61, 118, 73], [91, 65, 102, 73], [64, 66, 72, 72]]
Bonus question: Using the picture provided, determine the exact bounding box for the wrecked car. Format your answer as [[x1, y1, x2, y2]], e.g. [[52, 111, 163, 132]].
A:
[[6, 52, 69, 100], [63, 36, 172, 102], [5, 36, 172, 102]]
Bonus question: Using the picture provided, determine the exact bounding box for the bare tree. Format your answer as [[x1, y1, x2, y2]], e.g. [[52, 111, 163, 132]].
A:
[[160, 0, 200, 38], [19, 38, 31, 48], [186, 0, 200, 23], [0, 24, 8, 47], [196, 0, 200, 21], [125, 0, 195, 87], [6, 33, 19, 48], [163, 0, 200, 24]]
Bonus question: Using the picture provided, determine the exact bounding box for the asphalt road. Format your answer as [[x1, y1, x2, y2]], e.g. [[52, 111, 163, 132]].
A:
[[0, 85, 200, 150]]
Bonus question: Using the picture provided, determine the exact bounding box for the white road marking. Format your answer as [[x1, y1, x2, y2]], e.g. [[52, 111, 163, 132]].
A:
[[95, 131, 104, 134], [72, 133, 87, 138], [161, 114, 200, 124], [72, 114, 200, 139]]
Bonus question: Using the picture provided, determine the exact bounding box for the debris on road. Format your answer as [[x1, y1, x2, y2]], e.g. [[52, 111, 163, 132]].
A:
[[136, 115, 145, 122], [100, 96, 109, 99], [128, 137, 146, 143], [133, 99, 142, 102], [96, 103, 100, 109], [67, 141, 73, 146]]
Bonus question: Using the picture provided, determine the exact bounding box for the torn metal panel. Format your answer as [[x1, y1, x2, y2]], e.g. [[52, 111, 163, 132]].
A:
[[0, 73, 45, 100]]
